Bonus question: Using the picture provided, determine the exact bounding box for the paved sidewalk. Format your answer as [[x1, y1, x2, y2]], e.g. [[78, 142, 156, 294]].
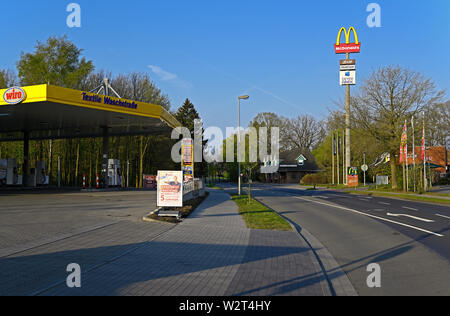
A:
[[37, 190, 332, 296]]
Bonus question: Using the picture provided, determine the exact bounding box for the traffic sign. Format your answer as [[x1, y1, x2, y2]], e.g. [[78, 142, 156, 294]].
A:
[[446, 136, 450, 150], [361, 164, 368, 172]]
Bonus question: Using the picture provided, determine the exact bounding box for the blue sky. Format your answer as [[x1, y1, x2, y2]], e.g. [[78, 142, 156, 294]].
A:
[[1, 0, 449, 132]]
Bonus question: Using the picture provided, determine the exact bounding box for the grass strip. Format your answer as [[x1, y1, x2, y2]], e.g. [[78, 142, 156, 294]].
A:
[[231, 194, 292, 231]]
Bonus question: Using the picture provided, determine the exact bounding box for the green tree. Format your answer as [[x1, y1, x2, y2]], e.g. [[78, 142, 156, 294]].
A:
[[174, 99, 208, 177], [174, 98, 200, 132], [17, 36, 94, 88]]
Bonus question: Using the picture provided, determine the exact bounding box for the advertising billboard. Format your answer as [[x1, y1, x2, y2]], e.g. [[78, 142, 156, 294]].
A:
[[157, 170, 183, 207]]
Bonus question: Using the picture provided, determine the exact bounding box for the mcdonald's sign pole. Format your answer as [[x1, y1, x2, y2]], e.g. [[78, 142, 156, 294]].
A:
[[335, 27, 360, 185]]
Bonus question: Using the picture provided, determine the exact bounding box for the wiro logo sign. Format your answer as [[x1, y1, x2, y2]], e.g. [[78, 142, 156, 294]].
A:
[[3, 87, 26, 105], [171, 119, 280, 174], [334, 27, 361, 54]]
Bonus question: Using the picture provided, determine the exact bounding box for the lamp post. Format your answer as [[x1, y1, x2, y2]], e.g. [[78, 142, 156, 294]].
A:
[[238, 95, 249, 196]]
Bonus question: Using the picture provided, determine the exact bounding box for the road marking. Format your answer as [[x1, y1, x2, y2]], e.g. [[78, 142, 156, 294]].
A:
[[294, 196, 444, 237], [402, 206, 418, 211], [436, 214, 450, 220], [378, 202, 391, 205], [386, 213, 434, 223]]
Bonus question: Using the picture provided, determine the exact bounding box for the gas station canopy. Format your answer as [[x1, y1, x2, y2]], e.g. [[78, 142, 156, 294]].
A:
[[0, 84, 180, 141]]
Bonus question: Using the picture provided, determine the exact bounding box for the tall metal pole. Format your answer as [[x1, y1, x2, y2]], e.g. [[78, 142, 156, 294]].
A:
[[332, 133, 335, 185], [345, 52, 351, 186], [412, 116, 416, 192], [238, 98, 241, 196]]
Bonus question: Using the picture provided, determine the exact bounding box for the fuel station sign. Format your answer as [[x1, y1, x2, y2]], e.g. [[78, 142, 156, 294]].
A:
[[3, 87, 26, 105]]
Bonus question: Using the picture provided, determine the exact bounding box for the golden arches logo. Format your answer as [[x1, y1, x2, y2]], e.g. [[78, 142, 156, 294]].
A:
[[336, 27, 359, 45], [334, 27, 361, 54]]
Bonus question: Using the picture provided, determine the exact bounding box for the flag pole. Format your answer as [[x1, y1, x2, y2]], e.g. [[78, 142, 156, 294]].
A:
[[405, 120, 409, 192], [412, 116, 416, 192], [332, 133, 335, 185], [423, 111, 427, 192]]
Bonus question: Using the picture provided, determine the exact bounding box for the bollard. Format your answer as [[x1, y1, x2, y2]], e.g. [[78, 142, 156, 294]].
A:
[[96, 174, 99, 189], [83, 174, 86, 189]]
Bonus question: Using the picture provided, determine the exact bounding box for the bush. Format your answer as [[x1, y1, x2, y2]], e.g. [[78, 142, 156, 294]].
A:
[[437, 177, 450, 185], [300, 173, 328, 185]]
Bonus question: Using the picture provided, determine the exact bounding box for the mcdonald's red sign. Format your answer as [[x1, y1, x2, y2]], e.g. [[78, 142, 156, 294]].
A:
[[334, 27, 361, 54]]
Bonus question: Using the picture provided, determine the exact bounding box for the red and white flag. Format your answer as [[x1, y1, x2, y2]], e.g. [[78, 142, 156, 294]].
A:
[[421, 126, 425, 161]]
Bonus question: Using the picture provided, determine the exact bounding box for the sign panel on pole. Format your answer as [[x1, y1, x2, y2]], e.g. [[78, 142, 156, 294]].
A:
[[181, 138, 194, 182], [446, 136, 450, 150], [347, 167, 359, 187], [157, 170, 183, 207], [340, 70, 356, 85], [340, 65, 356, 71], [348, 175, 359, 187], [340, 59, 356, 65]]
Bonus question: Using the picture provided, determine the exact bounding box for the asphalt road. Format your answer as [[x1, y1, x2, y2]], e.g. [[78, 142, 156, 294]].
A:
[[224, 184, 450, 296]]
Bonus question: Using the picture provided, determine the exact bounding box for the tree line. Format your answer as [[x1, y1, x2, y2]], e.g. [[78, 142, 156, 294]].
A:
[[0, 36, 203, 187], [212, 66, 449, 190]]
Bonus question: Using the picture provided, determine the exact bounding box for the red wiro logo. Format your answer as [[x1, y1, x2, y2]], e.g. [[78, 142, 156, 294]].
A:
[[3, 87, 26, 104]]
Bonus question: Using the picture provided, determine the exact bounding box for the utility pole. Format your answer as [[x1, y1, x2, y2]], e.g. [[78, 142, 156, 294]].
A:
[[345, 52, 351, 186]]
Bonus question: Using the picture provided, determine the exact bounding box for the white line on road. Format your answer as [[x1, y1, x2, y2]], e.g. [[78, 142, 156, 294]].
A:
[[379, 202, 391, 205], [294, 196, 444, 237], [386, 213, 435, 223], [402, 206, 419, 211], [436, 214, 450, 220]]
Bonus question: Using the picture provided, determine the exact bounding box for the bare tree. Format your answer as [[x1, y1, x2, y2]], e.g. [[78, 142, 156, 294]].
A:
[[425, 101, 450, 146], [281, 114, 325, 150], [352, 66, 444, 189], [0, 69, 18, 88]]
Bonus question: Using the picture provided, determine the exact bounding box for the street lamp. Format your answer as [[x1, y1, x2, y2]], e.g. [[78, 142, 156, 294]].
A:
[[238, 95, 249, 196]]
